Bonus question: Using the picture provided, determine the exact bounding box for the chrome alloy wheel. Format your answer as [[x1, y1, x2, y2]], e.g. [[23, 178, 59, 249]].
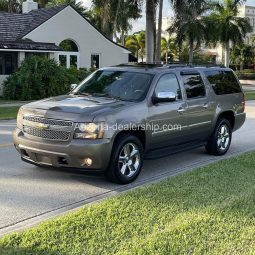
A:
[[217, 124, 230, 152], [118, 143, 141, 178]]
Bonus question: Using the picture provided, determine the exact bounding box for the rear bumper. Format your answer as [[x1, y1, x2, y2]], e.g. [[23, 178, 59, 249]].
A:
[[233, 112, 246, 132], [13, 128, 112, 171]]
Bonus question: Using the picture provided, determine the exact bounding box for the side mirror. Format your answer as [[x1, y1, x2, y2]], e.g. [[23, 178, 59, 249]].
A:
[[70, 84, 78, 91], [152, 92, 177, 104]]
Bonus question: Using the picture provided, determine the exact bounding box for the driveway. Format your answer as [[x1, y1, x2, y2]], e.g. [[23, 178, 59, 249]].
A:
[[0, 101, 255, 236]]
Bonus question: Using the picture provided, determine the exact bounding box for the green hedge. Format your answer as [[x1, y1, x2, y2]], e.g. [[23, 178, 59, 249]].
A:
[[235, 69, 255, 80], [3, 56, 92, 101]]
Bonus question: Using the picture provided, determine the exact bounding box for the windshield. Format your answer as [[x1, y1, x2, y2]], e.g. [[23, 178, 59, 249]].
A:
[[72, 70, 153, 102]]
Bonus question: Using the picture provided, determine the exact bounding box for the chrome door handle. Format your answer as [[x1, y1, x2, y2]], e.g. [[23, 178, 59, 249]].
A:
[[203, 104, 209, 109]]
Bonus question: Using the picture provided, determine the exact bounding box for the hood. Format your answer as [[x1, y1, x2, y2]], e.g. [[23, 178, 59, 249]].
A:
[[22, 95, 129, 122]]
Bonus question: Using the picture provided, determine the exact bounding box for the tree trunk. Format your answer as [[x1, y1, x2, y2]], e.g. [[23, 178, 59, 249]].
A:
[[155, 0, 163, 64], [146, 0, 155, 64], [121, 31, 125, 46], [225, 41, 230, 68], [189, 40, 194, 64]]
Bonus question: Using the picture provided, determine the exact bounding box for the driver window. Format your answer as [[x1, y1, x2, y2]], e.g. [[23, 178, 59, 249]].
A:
[[155, 74, 182, 100]]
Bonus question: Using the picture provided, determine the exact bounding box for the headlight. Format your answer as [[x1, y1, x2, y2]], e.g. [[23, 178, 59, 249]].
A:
[[74, 122, 105, 139], [17, 108, 24, 129]]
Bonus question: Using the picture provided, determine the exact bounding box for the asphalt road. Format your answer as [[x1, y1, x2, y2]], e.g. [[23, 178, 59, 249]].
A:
[[0, 101, 255, 236]]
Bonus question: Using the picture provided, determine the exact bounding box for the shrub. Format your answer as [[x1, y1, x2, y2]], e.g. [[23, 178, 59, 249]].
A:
[[3, 56, 92, 101]]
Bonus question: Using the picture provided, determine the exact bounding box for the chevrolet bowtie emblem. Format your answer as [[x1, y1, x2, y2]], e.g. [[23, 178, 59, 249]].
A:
[[37, 123, 50, 129]]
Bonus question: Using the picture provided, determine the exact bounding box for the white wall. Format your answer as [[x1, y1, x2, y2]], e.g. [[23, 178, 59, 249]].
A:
[[24, 6, 130, 69], [0, 75, 8, 96]]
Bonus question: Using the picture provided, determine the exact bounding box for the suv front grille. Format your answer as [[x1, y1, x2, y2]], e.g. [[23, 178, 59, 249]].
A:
[[23, 125, 70, 141], [23, 116, 73, 127], [22, 116, 73, 141]]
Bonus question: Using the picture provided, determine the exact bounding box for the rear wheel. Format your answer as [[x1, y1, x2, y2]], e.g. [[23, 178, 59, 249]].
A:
[[106, 134, 143, 184], [205, 118, 232, 156]]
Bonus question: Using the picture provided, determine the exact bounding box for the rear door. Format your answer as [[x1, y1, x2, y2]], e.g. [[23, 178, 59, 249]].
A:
[[179, 70, 213, 142]]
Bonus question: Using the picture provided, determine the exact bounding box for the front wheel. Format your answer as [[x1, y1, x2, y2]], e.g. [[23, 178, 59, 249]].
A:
[[106, 134, 144, 184], [205, 119, 232, 156]]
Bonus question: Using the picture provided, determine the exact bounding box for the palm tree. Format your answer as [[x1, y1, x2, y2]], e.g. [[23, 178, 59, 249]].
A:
[[91, 0, 142, 40], [47, 0, 90, 18], [230, 44, 254, 70], [125, 31, 146, 62], [155, 0, 163, 64], [209, 0, 253, 67], [168, 0, 209, 64], [146, 0, 155, 63], [161, 36, 177, 63]]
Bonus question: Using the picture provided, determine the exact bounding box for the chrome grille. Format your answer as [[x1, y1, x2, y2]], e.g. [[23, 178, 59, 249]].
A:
[[22, 116, 73, 141], [23, 125, 70, 141], [23, 116, 73, 127]]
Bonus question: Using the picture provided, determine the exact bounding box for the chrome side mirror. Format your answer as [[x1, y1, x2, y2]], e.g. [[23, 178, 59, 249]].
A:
[[152, 92, 177, 104], [70, 84, 78, 91]]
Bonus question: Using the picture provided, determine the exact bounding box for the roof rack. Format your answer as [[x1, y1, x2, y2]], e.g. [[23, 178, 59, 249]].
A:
[[117, 63, 163, 68], [164, 62, 225, 69]]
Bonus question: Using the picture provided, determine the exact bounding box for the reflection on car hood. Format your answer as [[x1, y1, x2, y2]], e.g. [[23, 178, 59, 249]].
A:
[[22, 95, 129, 122]]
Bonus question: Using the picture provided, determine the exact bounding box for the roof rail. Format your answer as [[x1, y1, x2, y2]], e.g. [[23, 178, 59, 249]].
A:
[[164, 62, 225, 69], [117, 63, 163, 68]]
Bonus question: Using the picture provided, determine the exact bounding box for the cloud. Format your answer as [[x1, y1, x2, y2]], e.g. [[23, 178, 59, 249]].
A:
[[80, 0, 92, 8]]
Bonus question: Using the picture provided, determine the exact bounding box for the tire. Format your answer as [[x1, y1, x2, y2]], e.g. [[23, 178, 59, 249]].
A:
[[106, 134, 144, 184], [205, 118, 232, 156]]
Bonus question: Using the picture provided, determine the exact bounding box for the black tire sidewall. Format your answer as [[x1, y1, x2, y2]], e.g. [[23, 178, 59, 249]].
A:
[[108, 134, 144, 184], [212, 119, 232, 156]]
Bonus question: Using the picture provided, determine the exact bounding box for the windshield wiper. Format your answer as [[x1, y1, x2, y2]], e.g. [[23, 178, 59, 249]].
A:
[[72, 91, 91, 96], [91, 93, 121, 100]]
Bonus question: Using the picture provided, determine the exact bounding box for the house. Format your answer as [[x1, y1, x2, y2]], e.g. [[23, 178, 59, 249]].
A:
[[0, 0, 131, 95]]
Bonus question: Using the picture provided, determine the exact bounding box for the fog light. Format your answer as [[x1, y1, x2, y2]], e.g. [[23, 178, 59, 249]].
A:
[[83, 158, 93, 166]]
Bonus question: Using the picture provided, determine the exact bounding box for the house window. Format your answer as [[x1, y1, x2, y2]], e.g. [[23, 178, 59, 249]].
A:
[[0, 52, 18, 75], [91, 54, 100, 69], [58, 39, 80, 69]]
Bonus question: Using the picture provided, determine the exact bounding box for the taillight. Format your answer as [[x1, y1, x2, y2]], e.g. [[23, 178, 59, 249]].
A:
[[242, 92, 246, 112]]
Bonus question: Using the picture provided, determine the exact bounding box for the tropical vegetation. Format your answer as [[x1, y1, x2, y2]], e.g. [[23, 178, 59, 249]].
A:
[[208, 0, 253, 67], [125, 31, 146, 62], [231, 44, 255, 70], [0, 0, 253, 67], [2, 56, 91, 101]]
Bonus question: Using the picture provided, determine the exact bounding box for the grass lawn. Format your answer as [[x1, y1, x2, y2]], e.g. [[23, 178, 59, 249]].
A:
[[0, 107, 20, 120], [245, 91, 255, 101], [1, 152, 255, 255]]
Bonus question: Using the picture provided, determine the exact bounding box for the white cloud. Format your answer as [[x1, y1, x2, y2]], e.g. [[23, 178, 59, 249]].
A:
[[80, 0, 92, 8]]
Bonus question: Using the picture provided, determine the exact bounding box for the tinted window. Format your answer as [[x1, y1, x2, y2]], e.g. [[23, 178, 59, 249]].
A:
[[204, 70, 241, 95], [155, 74, 182, 100], [75, 70, 153, 102], [181, 74, 206, 99]]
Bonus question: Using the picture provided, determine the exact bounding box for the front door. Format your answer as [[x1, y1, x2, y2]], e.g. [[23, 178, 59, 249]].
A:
[[147, 73, 189, 149]]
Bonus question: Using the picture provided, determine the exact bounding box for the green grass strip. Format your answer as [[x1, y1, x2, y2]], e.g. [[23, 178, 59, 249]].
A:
[[245, 91, 255, 101], [0, 107, 20, 120], [1, 152, 255, 255]]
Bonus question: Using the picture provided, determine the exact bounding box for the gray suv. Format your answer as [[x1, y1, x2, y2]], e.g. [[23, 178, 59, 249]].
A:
[[13, 64, 246, 184]]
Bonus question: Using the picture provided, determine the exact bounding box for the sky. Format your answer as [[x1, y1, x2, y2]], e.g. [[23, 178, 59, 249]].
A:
[[81, 0, 255, 33]]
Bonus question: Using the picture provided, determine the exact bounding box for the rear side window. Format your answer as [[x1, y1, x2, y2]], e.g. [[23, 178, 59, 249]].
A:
[[204, 70, 241, 95], [181, 73, 206, 99]]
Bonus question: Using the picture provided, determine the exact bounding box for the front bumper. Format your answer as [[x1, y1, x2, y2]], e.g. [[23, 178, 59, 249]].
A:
[[13, 128, 112, 171]]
